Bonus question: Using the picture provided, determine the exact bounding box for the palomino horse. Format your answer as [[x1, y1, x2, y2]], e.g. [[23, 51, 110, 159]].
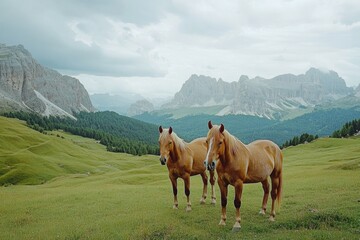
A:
[[204, 121, 283, 231], [159, 126, 216, 211]]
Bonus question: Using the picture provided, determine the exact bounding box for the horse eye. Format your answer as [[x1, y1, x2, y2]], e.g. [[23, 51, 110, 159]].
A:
[[219, 141, 223, 146], [206, 140, 208, 144], [169, 141, 172, 145]]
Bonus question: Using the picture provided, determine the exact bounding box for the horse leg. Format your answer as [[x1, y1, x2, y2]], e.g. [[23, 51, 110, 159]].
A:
[[232, 180, 243, 232], [259, 179, 270, 215], [210, 170, 216, 205], [269, 176, 280, 221], [169, 175, 178, 209], [199, 172, 208, 204], [218, 178, 228, 226], [184, 174, 192, 212]]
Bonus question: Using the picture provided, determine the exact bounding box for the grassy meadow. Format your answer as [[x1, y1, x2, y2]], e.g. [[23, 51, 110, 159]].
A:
[[0, 116, 359, 239]]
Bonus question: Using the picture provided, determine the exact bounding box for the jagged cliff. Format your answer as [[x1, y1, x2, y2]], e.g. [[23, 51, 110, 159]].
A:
[[0, 44, 95, 118], [163, 68, 353, 119]]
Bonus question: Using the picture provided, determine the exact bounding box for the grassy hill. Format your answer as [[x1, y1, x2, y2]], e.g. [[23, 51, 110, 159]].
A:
[[0, 116, 359, 239], [0, 116, 159, 185], [2, 111, 160, 155]]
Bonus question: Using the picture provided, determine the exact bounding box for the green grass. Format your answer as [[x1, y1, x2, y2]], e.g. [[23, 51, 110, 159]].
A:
[[0, 116, 360, 239], [0, 116, 144, 185]]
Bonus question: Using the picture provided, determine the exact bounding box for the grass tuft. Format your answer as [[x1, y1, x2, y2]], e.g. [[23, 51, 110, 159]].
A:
[[329, 159, 360, 170], [275, 212, 356, 230]]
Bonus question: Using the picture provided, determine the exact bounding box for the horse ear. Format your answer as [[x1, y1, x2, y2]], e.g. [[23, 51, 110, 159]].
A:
[[219, 124, 224, 133], [159, 126, 163, 133], [169, 127, 173, 134], [208, 120, 213, 129]]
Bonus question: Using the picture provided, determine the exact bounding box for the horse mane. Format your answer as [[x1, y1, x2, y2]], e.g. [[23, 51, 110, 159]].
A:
[[160, 129, 190, 158], [223, 129, 248, 157], [170, 131, 188, 152]]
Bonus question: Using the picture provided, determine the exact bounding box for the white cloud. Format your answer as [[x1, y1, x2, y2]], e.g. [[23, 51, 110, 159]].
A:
[[1, 0, 360, 98], [75, 74, 179, 99]]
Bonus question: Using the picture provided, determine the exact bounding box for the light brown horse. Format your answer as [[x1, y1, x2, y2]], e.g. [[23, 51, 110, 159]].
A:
[[159, 126, 216, 211], [204, 121, 283, 231]]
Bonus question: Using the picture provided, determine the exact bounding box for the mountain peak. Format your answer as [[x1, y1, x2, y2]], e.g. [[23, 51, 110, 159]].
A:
[[0, 44, 95, 117], [305, 67, 339, 77]]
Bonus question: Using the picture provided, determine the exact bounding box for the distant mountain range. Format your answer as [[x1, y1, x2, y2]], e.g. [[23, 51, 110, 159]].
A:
[[89, 64, 360, 120], [0, 44, 95, 118], [134, 68, 360, 145], [162, 68, 357, 119]]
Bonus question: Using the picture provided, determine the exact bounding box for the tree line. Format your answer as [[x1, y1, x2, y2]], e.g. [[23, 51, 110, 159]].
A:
[[331, 119, 360, 138], [2, 111, 159, 156], [281, 133, 318, 149], [281, 117, 360, 148]]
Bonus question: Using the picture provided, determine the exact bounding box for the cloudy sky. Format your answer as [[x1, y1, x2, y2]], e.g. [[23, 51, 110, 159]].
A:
[[1, 0, 360, 99]]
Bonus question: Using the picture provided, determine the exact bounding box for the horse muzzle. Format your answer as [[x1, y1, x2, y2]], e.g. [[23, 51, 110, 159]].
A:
[[204, 161, 215, 171], [159, 156, 167, 165]]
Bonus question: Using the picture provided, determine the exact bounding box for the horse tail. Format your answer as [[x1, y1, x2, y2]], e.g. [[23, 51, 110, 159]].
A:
[[276, 150, 283, 210]]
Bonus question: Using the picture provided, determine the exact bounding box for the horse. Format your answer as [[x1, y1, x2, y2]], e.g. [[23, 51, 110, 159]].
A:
[[204, 121, 283, 231], [158, 126, 216, 211]]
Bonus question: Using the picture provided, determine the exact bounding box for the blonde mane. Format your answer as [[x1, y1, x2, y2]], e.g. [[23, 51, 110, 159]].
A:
[[159, 129, 189, 155], [223, 129, 249, 157], [170, 131, 187, 152]]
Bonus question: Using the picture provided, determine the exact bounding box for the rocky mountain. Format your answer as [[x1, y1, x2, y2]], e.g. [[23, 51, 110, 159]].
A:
[[163, 68, 354, 119], [0, 44, 95, 118], [127, 99, 154, 117]]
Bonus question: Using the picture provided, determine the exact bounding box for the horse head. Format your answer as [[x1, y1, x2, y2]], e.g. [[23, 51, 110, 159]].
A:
[[204, 121, 225, 171], [158, 126, 174, 165]]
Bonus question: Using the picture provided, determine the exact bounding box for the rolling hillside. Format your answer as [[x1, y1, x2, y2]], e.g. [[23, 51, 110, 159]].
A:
[[0, 116, 359, 239], [0, 116, 159, 185], [2, 111, 160, 155]]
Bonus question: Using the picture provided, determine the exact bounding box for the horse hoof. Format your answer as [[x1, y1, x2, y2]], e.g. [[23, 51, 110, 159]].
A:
[[232, 222, 241, 232], [186, 206, 192, 212], [173, 205, 178, 210], [219, 220, 226, 226], [269, 216, 275, 222], [200, 199, 206, 205], [259, 209, 266, 215], [211, 199, 216, 205]]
